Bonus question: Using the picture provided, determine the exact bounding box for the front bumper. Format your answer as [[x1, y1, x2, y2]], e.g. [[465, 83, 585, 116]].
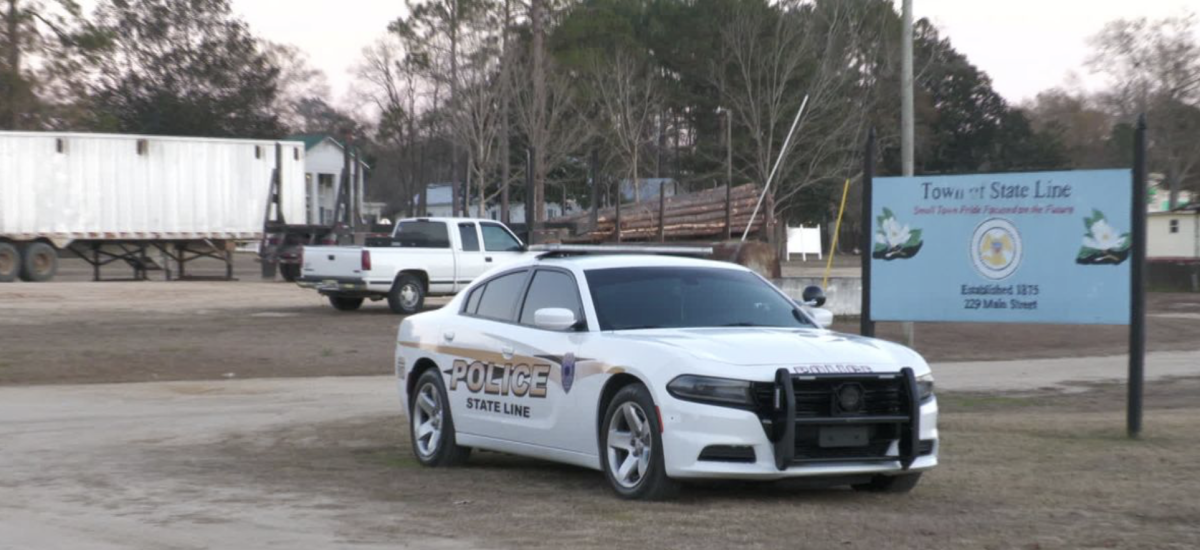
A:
[[659, 369, 938, 480]]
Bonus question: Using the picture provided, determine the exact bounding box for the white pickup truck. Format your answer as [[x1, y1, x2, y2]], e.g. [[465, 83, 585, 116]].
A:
[[297, 218, 529, 314]]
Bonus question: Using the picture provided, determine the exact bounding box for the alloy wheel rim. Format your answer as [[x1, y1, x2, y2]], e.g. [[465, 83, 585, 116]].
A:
[[400, 284, 420, 309], [412, 383, 443, 458], [606, 402, 653, 489]]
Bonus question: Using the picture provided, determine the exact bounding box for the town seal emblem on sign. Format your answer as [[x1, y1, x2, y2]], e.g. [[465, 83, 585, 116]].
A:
[[970, 217, 1023, 280]]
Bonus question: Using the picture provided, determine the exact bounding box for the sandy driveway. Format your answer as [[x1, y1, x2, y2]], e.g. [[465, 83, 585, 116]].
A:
[[4, 350, 1198, 550]]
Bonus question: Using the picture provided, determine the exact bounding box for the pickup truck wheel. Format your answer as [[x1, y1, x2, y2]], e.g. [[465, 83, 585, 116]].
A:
[[18, 242, 58, 282], [388, 274, 425, 315], [599, 384, 680, 500], [852, 472, 922, 493], [328, 296, 364, 311], [0, 243, 19, 282], [279, 263, 300, 282], [409, 369, 471, 466]]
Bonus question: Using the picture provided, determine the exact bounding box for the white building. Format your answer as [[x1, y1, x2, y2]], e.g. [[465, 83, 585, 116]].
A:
[[1148, 207, 1200, 260], [289, 134, 370, 225]]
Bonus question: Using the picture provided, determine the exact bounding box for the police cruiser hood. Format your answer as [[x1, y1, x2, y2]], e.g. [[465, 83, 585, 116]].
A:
[[608, 328, 924, 371]]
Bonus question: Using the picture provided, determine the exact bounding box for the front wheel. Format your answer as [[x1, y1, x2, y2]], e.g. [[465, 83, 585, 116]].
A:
[[387, 274, 425, 315], [409, 370, 471, 466], [328, 295, 364, 311], [599, 384, 679, 500], [852, 472, 922, 493]]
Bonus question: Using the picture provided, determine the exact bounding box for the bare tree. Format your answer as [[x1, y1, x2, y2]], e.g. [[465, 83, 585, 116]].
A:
[[510, 48, 590, 222], [587, 49, 662, 204], [1088, 13, 1200, 205], [711, 1, 883, 226], [263, 42, 331, 133]]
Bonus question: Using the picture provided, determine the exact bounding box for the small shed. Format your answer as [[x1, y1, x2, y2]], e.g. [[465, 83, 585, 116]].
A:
[[1148, 206, 1200, 260]]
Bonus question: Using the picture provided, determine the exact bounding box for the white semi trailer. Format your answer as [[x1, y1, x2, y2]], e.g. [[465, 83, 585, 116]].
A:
[[0, 131, 307, 282]]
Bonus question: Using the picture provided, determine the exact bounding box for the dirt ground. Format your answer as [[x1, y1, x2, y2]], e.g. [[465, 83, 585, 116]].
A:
[[3, 374, 1197, 550], [3, 255, 1200, 549], [2, 254, 1198, 385]]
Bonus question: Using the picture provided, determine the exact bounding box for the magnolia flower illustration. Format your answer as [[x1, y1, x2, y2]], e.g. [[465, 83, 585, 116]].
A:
[[873, 208, 923, 261], [1076, 209, 1131, 265]]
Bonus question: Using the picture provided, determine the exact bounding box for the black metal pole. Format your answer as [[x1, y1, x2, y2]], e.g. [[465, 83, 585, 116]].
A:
[[860, 128, 876, 338], [589, 149, 599, 232], [525, 148, 536, 243], [1128, 114, 1147, 438]]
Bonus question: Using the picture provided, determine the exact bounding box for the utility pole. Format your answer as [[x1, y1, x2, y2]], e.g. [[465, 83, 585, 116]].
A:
[[900, 0, 916, 348]]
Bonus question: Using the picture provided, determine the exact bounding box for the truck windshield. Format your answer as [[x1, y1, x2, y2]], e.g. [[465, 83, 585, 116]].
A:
[[585, 266, 814, 330], [393, 221, 450, 248]]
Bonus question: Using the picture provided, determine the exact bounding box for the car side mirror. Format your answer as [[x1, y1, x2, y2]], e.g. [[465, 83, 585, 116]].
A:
[[809, 308, 834, 329], [534, 307, 578, 331], [802, 285, 826, 307]]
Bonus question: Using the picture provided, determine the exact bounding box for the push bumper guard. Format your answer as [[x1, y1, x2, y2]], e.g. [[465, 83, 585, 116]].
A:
[[767, 367, 921, 471]]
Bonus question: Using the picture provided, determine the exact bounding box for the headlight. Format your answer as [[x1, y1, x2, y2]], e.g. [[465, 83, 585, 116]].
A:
[[917, 372, 935, 402], [667, 375, 755, 407]]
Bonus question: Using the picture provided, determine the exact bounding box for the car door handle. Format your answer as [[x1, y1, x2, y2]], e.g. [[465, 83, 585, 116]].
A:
[[500, 346, 515, 359], [485, 256, 493, 263], [443, 331, 455, 342]]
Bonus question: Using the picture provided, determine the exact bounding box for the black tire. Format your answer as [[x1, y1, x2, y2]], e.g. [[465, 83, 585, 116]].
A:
[[599, 384, 680, 500], [279, 263, 301, 282], [0, 242, 19, 283], [328, 295, 365, 311], [387, 273, 426, 315], [852, 472, 922, 493], [18, 242, 58, 282], [409, 369, 471, 467]]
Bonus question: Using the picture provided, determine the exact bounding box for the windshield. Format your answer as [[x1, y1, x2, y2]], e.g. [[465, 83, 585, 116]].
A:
[[585, 266, 814, 330]]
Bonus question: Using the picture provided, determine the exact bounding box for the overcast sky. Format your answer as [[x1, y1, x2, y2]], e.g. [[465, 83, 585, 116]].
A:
[[87, 0, 1199, 108]]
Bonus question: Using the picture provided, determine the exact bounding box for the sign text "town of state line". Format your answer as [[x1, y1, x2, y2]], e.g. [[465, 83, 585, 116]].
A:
[[922, 180, 1073, 201]]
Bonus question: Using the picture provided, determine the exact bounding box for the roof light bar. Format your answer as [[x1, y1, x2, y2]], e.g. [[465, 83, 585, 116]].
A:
[[529, 244, 713, 257]]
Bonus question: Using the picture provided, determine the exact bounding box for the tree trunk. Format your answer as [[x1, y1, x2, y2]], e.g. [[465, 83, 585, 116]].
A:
[[4, 0, 21, 129], [500, 0, 512, 225], [530, 0, 546, 225]]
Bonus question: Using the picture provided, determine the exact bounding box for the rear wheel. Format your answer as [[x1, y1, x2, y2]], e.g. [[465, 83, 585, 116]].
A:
[[0, 243, 19, 282], [599, 384, 679, 500], [852, 472, 922, 493], [18, 242, 57, 282], [279, 263, 300, 282], [328, 295, 364, 311], [387, 274, 425, 315], [409, 369, 471, 466]]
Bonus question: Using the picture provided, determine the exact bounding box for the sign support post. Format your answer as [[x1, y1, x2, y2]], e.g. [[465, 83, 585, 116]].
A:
[[1128, 114, 1147, 438], [860, 128, 876, 338]]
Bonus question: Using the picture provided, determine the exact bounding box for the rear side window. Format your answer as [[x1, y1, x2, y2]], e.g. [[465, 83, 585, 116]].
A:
[[458, 223, 480, 251], [519, 270, 583, 327], [481, 223, 523, 252], [464, 285, 484, 314], [393, 221, 450, 248], [473, 270, 528, 321]]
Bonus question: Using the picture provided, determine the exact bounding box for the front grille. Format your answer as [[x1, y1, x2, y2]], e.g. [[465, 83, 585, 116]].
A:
[[698, 445, 756, 463], [753, 372, 919, 466]]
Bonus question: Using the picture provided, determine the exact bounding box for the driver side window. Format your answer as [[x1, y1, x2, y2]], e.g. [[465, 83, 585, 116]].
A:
[[518, 270, 584, 329], [481, 223, 523, 252]]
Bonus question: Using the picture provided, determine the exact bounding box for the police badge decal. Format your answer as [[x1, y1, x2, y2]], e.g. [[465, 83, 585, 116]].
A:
[[560, 352, 576, 394]]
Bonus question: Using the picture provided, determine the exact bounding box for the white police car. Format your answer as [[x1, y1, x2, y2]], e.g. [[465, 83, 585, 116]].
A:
[[395, 246, 938, 500]]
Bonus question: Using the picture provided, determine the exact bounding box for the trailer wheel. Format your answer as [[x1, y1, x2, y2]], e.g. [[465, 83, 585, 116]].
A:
[[0, 243, 19, 282], [18, 242, 58, 282], [279, 263, 301, 282], [387, 274, 425, 315], [329, 295, 365, 311]]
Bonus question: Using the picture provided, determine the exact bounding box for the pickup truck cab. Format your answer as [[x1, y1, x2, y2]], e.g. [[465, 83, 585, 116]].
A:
[[297, 218, 529, 314]]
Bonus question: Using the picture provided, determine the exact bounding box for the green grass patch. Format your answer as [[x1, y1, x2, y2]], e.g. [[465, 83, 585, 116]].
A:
[[937, 393, 1042, 411]]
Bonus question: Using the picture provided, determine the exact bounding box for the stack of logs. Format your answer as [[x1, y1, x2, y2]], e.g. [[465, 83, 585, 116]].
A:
[[553, 183, 768, 242]]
